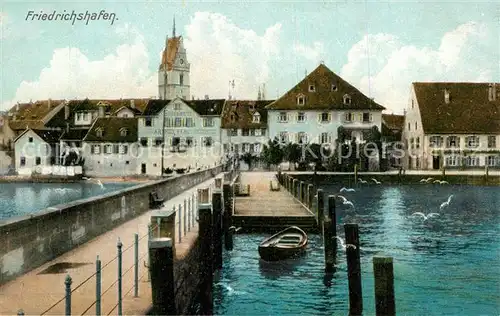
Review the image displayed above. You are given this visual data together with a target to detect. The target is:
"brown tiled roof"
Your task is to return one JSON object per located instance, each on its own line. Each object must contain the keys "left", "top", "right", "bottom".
{"left": 413, "top": 82, "right": 500, "bottom": 134}
{"left": 160, "top": 37, "right": 181, "bottom": 71}
{"left": 60, "top": 129, "right": 90, "bottom": 141}
{"left": 382, "top": 114, "right": 405, "bottom": 130}
{"left": 221, "top": 100, "right": 273, "bottom": 129}
{"left": 266, "top": 64, "right": 385, "bottom": 111}
{"left": 83, "top": 118, "right": 138, "bottom": 143}
{"left": 14, "top": 128, "right": 63, "bottom": 143}
{"left": 7, "top": 100, "right": 65, "bottom": 130}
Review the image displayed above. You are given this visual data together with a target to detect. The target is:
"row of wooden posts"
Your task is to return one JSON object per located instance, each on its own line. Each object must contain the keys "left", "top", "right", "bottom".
{"left": 277, "top": 171, "right": 396, "bottom": 316}
{"left": 147, "top": 176, "right": 235, "bottom": 315}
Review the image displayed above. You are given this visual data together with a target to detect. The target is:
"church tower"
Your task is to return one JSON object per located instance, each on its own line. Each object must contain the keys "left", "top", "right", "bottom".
{"left": 158, "top": 17, "right": 191, "bottom": 100}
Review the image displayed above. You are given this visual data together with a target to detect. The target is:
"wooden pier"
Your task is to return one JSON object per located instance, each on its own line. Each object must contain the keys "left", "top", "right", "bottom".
{"left": 232, "top": 172, "right": 317, "bottom": 232}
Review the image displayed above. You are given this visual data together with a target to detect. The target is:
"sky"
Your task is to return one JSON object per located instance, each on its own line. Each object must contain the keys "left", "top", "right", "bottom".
{"left": 0, "top": 0, "right": 498, "bottom": 114}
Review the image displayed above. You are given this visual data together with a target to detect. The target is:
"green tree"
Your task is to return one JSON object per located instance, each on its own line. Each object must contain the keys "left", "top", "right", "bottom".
{"left": 284, "top": 143, "right": 302, "bottom": 170}
{"left": 241, "top": 152, "right": 255, "bottom": 170}
{"left": 261, "top": 138, "right": 284, "bottom": 169}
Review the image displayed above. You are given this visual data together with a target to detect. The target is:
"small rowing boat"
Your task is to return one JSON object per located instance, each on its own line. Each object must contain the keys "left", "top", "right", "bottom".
{"left": 258, "top": 226, "right": 308, "bottom": 261}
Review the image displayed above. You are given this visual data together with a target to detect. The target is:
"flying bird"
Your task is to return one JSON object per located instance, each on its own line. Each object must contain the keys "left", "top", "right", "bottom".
{"left": 96, "top": 179, "right": 105, "bottom": 189}
{"left": 419, "top": 177, "right": 434, "bottom": 183}
{"left": 340, "top": 187, "right": 355, "bottom": 193}
{"left": 371, "top": 178, "right": 381, "bottom": 184}
{"left": 433, "top": 180, "right": 441, "bottom": 184}
{"left": 412, "top": 212, "right": 440, "bottom": 221}
{"left": 229, "top": 226, "right": 242, "bottom": 232}
{"left": 438, "top": 180, "right": 449, "bottom": 184}
{"left": 336, "top": 195, "right": 355, "bottom": 208}
{"left": 358, "top": 178, "right": 368, "bottom": 184}
{"left": 440, "top": 195, "right": 453, "bottom": 210}
{"left": 335, "top": 236, "right": 357, "bottom": 250}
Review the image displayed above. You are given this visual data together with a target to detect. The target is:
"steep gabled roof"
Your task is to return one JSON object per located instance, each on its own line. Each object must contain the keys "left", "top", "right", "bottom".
{"left": 60, "top": 129, "right": 90, "bottom": 141}
{"left": 83, "top": 118, "right": 138, "bottom": 143}
{"left": 8, "top": 100, "right": 66, "bottom": 130}
{"left": 382, "top": 114, "right": 405, "bottom": 131}
{"left": 142, "top": 99, "right": 171, "bottom": 116}
{"left": 221, "top": 100, "right": 273, "bottom": 129}
{"left": 413, "top": 82, "right": 500, "bottom": 134}
{"left": 185, "top": 99, "right": 225, "bottom": 116}
{"left": 266, "top": 63, "right": 385, "bottom": 111}
{"left": 14, "top": 128, "right": 63, "bottom": 143}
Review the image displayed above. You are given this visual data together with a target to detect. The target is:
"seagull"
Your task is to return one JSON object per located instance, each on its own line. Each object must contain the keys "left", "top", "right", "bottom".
{"left": 340, "top": 187, "right": 355, "bottom": 193}
{"left": 433, "top": 180, "right": 441, "bottom": 184}
{"left": 335, "top": 236, "right": 357, "bottom": 250}
{"left": 412, "top": 212, "right": 440, "bottom": 221}
{"left": 229, "top": 226, "right": 242, "bottom": 232}
{"left": 419, "top": 177, "right": 434, "bottom": 183}
{"left": 336, "top": 195, "right": 355, "bottom": 208}
{"left": 371, "top": 178, "right": 381, "bottom": 184}
{"left": 440, "top": 195, "right": 453, "bottom": 210}
{"left": 82, "top": 176, "right": 91, "bottom": 180}
{"left": 358, "top": 178, "right": 368, "bottom": 184}
{"left": 438, "top": 180, "right": 449, "bottom": 184}
{"left": 96, "top": 179, "right": 105, "bottom": 189}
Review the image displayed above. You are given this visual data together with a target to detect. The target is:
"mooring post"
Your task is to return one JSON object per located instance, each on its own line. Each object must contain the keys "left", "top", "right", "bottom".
{"left": 307, "top": 184, "right": 313, "bottom": 209}
{"left": 292, "top": 179, "right": 298, "bottom": 198}
{"left": 299, "top": 181, "right": 304, "bottom": 203}
{"left": 117, "top": 238, "right": 123, "bottom": 316}
{"left": 212, "top": 186, "right": 223, "bottom": 269}
{"left": 373, "top": 257, "right": 396, "bottom": 316}
{"left": 316, "top": 189, "right": 325, "bottom": 227}
{"left": 184, "top": 199, "right": 187, "bottom": 235}
{"left": 354, "top": 164, "right": 358, "bottom": 185}
{"left": 286, "top": 175, "right": 290, "bottom": 192}
{"left": 96, "top": 255, "right": 101, "bottom": 315}
{"left": 134, "top": 233, "right": 139, "bottom": 297}
{"left": 345, "top": 223, "right": 362, "bottom": 316}
{"left": 322, "top": 217, "right": 335, "bottom": 273}
{"left": 151, "top": 210, "right": 177, "bottom": 255}
{"left": 198, "top": 188, "right": 213, "bottom": 315}
{"left": 149, "top": 237, "right": 176, "bottom": 315}
{"left": 64, "top": 274, "right": 72, "bottom": 316}
{"left": 223, "top": 183, "right": 234, "bottom": 250}
{"left": 329, "top": 195, "right": 337, "bottom": 263}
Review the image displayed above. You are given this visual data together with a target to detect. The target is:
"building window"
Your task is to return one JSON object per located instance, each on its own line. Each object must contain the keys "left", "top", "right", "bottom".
{"left": 203, "top": 118, "right": 214, "bottom": 127}
{"left": 20, "top": 157, "right": 26, "bottom": 166}
{"left": 320, "top": 132, "right": 329, "bottom": 144}
{"left": 255, "top": 143, "right": 261, "bottom": 153}
{"left": 411, "top": 99, "right": 414, "bottom": 109}
{"left": 430, "top": 136, "right": 443, "bottom": 147}
{"left": 415, "top": 122, "right": 417, "bottom": 130}
{"left": 227, "top": 129, "right": 237, "bottom": 136}
{"left": 466, "top": 136, "right": 479, "bottom": 148}
{"left": 96, "top": 128, "right": 104, "bottom": 137}
{"left": 261, "top": 128, "right": 266, "bottom": 136}
{"left": 345, "top": 112, "right": 353, "bottom": 122}
{"left": 186, "top": 137, "right": 193, "bottom": 147}
{"left": 465, "top": 156, "right": 479, "bottom": 167}
{"left": 252, "top": 113, "right": 261, "bottom": 123}
{"left": 92, "top": 145, "right": 101, "bottom": 154}
{"left": 410, "top": 138, "right": 414, "bottom": 149}
{"left": 140, "top": 138, "right": 148, "bottom": 146}
{"left": 120, "top": 128, "right": 128, "bottom": 137}
{"left": 416, "top": 137, "right": 420, "bottom": 149}
{"left": 297, "top": 95, "right": 305, "bottom": 106}
{"left": 145, "top": 117, "right": 153, "bottom": 127}
{"left": 446, "top": 136, "right": 458, "bottom": 148}
{"left": 35, "top": 157, "right": 41, "bottom": 165}
{"left": 243, "top": 143, "right": 250, "bottom": 152}
{"left": 446, "top": 155, "right": 459, "bottom": 167}
{"left": 180, "top": 73, "right": 184, "bottom": 86}
{"left": 279, "top": 112, "right": 288, "bottom": 122}
{"left": 488, "top": 136, "right": 496, "bottom": 148}
{"left": 242, "top": 129, "right": 250, "bottom": 136}
{"left": 279, "top": 132, "right": 288, "bottom": 143}
{"left": 203, "top": 137, "right": 213, "bottom": 147}
{"left": 320, "top": 112, "right": 330, "bottom": 123}
{"left": 343, "top": 94, "right": 351, "bottom": 104}
{"left": 297, "top": 112, "right": 305, "bottom": 122}
{"left": 174, "top": 103, "right": 181, "bottom": 111}
{"left": 103, "top": 144, "right": 112, "bottom": 154}
{"left": 154, "top": 138, "right": 163, "bottom": 147}
{"left": 308, "top": 84, "right": 315, "bottom": 92}
{"left": 174, "top": 117, "right": 182, "bottom": 127}
{"left": 331, "top": 84, "right": 337, "bottom": 91}
{"left": 297, "top": 132, "right": 307, "bottom": 144}
{"left": 362, "top": 112, "right": 372, "bottom": 122}
{"left": 254, "top": 129, "right": 262, "bottom": 136}
{"left": 408, "top": 122, "right": 410, "bottom": 131}
{"left": 119, "top": 145, "right": 128, "bottom": 154}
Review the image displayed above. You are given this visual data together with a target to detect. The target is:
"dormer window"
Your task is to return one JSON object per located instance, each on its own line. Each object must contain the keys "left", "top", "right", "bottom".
{"left": 96, "top": 128, "right": 104, "bottom": 137}
{"left": 252, "top": 112, "right": 261, "bottom": 123}
{"left": 331, "top": 84, "right": 338, "bottom": 92}
{"left": 120, "top": 128, "right": 128, "bottom": 137}
{"left": 343, "top": 94, "right": 352, "bottom": 105}
{"left": 297, "top": 95, "right": 305, "bottom": 106}
{"left": 174, "top": 103, "right": 181, "bottom": 111}
{"left": 308, "top": 84, "right": 315, "bottom": 92}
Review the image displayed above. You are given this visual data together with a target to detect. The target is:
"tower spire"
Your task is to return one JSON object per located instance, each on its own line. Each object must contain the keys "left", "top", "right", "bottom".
{"left": 173, "top": 16, "right": 176, "bottom": 37}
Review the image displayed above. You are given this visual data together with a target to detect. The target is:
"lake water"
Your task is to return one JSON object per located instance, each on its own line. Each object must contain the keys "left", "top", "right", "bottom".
{"left": 214, "top": 184, "right": 500, "bottom": 315}
{"left": 0, "top": 182, "right": 138, "bottom": 221}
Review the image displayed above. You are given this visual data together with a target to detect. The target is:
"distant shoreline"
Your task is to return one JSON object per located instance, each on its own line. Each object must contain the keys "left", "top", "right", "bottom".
{"left": 0, "top": 175, "right": 156, "bottom": 184}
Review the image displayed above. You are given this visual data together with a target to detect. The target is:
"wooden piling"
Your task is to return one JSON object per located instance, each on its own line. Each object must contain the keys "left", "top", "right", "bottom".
{"left": 354, "top": 164, "right": 358, "bottom": 185}
{"left": 212, "top": 190, "right": 223, "bottom": 269}
{"left": 344, "top": 223, "right": 362, "bottom": 316}
{"left": 373, "top": 257, "right": 395, "bottom": 316}
{"left": 222, "top": 183, "right": 233, "bottom": 250}
{"left": 328, "top": 195, "right": 337, "bottom": 262}
{"left": 307, "top": 184, "right": 313, "bottom": 209}
{"left": 150, "top": 210, "right": 176, "bottom": 255}
{"left": 198, "top": 196, "right": 213, "bottom": 315}
{"left": 292, "top": 179, "right": 298, "bottom": 198}
{"left": 299, "top": 181, "right": 305, "bottom": 203}
{"left": 149, "top": 237, "right": 176, "bottom": 315}
{"left": 316, "top": 189, "right": 325, "bottom": 227}
{"left": 322, "top": 217, "right": 335, "bottom": 273}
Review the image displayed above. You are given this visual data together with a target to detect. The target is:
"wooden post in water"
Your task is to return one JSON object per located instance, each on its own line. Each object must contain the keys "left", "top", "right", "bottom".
{"left": 292, "top": 179, "right": 298, "bottom": 198}
{"left": 354, "top": 164, "right": 358, "bottom": 185}
{"left": 307, "top": 184, "right": 314, "bottom": 209}
{"left": 222, "top": 183, "right": 233, "bottom": 250}
{"left": 212, "top": 186, "right": 223, "bottom": 269}
{"left": 149, "top": 237, "right": 176, "bottom": 315}
{"left": 322, "top": 217, "right": 335, "bottom": 273}
{"left": 373, "top": 257, "right": 395, "bottom": 316}
{"left": 198, "top": 189, "right": 213, "bottom": 315}
{"left": 328, "top": 195, "right": 337, "bottom": 263}
{"left": 316, "top": 189, "right": 325, "bottom": 227}
{"left": 345, "top": 223, "right": 362, "bottom": 316}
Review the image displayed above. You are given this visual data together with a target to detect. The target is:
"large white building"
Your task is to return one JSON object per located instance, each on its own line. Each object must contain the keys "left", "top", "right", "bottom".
{"left": 266, "top": 63, "right": 385, "bottom": 146}
{"left": 403, "top": 82, "right": 500, "bottom": 170}
{"left": 13, "top": 129, "right": 62, "bottom": 174}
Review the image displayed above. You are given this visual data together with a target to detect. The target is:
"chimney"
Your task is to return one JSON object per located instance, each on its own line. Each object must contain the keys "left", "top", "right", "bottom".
{"left": 98, "top": 105, "right": 105, "bottom": 117}
{"left": 64, "top": 105, "right": 70, "bottom": 120}
{"left": 130, "top": 99, "right": 135, "bottom": 109}
{"left": 488, "top": 83, "right": 496, "bottom": 101}
{"left": 444, "top": 89, "right": 450, "bottom": 104}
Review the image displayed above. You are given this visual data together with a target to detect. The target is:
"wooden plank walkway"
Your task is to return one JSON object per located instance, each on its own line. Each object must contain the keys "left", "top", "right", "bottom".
{"left": 233, "top": 172, "right": 317, "bottom": 232}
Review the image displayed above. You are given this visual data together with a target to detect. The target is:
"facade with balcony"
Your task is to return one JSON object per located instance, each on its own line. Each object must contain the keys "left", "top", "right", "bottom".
{"left": 403, "top": 82, "right": 500, "bottom": 170}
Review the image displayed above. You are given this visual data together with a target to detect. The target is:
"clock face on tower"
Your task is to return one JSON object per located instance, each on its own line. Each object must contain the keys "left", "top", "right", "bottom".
{"left": 180, "top": 59, "right": 184, "bottom": 65}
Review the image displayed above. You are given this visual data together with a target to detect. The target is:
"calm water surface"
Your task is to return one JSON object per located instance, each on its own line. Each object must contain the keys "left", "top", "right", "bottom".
{"left": 214, "top": 184, "right": 500, "bottom": 315}
{"left": 0, "top": 182, "right": 137, "bottom": 220}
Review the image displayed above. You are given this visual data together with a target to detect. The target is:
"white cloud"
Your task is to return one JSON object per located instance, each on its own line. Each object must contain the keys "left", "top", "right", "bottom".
{"left": 341, "top": 22, "right": 495, "bottom": 114}
{"left": 1, "top": 24, "right": 156, "bottom": 110}
{"left": 294, "top": 41, "right": 325, "bottom": 64}
{"left": 184, "top": 12, "right": 282, "bottom": 100}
